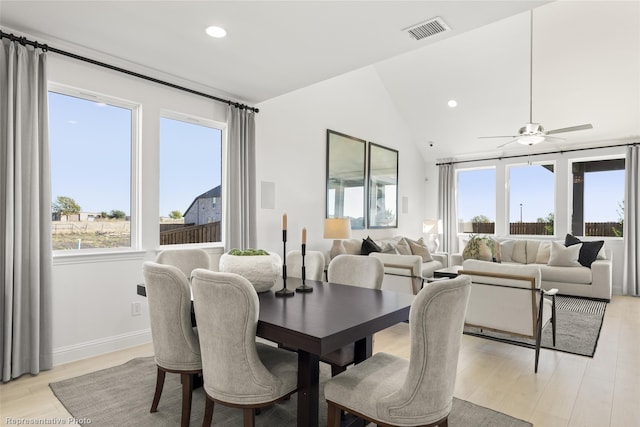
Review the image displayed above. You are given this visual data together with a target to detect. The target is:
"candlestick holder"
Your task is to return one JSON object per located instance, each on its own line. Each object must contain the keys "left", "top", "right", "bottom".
{"left": 296, "top": 243, "right": 312, "bottom": 293}
{"left": 275, "top": 229, "right": 294, "bottom": 297}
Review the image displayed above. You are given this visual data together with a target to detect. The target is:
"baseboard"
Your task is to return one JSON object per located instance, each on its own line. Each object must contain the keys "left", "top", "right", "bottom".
{"left": 53, "top": 329, "right": 152, "bottom": 366}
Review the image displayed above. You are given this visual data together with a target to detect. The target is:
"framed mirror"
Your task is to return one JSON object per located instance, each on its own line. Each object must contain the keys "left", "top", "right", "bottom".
{"left": 368, "top": 142, "right": 398, "bottom": 228}
{"left": 326, "top": 130, "right": 366, "bottom": 229}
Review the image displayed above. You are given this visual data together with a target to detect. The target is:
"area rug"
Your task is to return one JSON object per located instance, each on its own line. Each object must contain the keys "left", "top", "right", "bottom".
{"left": 464, "top": 295, "right": 607, "bottom": 357}
{"left": 50, "top": 356, "right": 532, "bottom": 427}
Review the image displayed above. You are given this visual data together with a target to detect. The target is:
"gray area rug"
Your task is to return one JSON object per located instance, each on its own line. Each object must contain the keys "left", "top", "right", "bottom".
{"left": 464, "top": 295, "right": 607, "bottom": 357}
{"left": 50, "top": 356, "right": 532, "bottom": 427}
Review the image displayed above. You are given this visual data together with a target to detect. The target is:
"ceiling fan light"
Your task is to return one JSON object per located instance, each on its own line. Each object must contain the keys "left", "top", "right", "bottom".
{"left": 518, "top": 135, "right": 545, "bottom": 145}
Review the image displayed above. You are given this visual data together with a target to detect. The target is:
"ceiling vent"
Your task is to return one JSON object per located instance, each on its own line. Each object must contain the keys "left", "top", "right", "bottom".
{"left": 404, "top": 17, "right": 450, "bottom": 40}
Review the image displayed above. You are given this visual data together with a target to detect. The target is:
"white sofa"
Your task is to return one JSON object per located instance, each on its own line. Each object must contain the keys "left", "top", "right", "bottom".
{"left": 338, "top": 237, "right": 447, "bottom": 295}
{"left": 452, "top": 238, "right": 612, "bottom": 301}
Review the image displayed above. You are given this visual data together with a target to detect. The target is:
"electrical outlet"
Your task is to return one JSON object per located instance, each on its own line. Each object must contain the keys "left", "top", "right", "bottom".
{"left": 131, "top": 302, "right": 142, "bottom": 316}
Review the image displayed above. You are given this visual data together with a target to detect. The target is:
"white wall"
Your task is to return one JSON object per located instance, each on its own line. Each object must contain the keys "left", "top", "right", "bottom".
{"left": 255, "top": 66, "right": 430, "bottom": 255}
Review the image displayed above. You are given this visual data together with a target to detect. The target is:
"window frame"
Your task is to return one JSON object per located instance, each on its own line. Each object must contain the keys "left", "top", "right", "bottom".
{"left": 48, "top": 82, "right": 141, "bottom": 255}
{"left": 158, "top": 110, "right": 227, "bottom": 249}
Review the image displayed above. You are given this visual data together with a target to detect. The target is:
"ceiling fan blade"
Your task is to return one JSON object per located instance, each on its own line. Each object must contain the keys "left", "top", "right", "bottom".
{"left": 546, "top": 124, "right": 593, "bottom": 135}
{"left": 496, "top": 139, "right": 519, "bottom": 148}
{"left": 478, "top": 135, "right": 518, "bottom": 139}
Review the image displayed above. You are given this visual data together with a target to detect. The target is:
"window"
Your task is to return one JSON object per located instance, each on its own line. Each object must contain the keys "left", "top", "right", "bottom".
{"left": 508, "top": 163, "right": 555, "bottom": 235}
{"left": 457, "top": 168, "right": 496, "bottom": 234}
{"left": 571, "top": 158, "right": 625, "bottom": 237}
{"left": 49, "top": 89, "right": 136, "bottom": 251}
{"left": 159, "top": 115, "right": 223, "bottom": 245}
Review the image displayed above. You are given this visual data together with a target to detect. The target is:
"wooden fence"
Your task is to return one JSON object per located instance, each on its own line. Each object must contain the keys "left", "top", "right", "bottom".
{"left": 160, "top": 222, "right": 221, "bottom": 245}
{"left": 470, "top": 221, "right": 622, "bottom": 237}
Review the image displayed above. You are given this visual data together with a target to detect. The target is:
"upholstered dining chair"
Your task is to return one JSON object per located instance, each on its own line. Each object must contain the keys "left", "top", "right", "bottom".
{"left": 323, "top": 254, "right": 385, "bottom": 375}
{"left": 190, "top": 268, "right": 298, "bottom": 427}
{"left": 324, "top": 275, "right": 472, "bottom": 427}
{"left": 142, "top": 261, "right": 202, "bottom": 427}
{"left": 155, "top": 248, "right": 210, "bottom": 279}
{"left": 286, "top": 249, "right": 326, "bottom": 281}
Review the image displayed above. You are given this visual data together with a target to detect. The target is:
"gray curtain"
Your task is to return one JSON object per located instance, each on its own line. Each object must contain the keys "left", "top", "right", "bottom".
{"left": 622, "top": 144, "right": 639, "bottom": 296}
{"left": 1, "top": 39, "right": 53, "bottom": 381}
{"left": 437, "top": 163, "right": 458, "bottom": 254}
{"left": 224, "top": 105, "right": 256, "bottom": 250}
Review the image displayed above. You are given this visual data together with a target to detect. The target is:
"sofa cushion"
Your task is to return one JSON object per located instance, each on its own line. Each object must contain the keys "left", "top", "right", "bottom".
{"left": 499, "top": 240, "right": 515, "bottom": 262}
{"left": 526, "top": 240, "right": 541, "bottom": 264}
{"left": 548, "top": 241, "right": 581, "bottom": 267}
{"left": 564, "top": 234, "right": 605, "bottom": 268}
{"left": 343, "top": 239, "right": 363, "bottom": 255}
{"left": 511, "top": 240, "right": 527, "bottom": 264}
{"left": 538, "top": 264, "right": 592, "bottom": 284}
{"left": 405, "top": 237, "right": 433, "bottom": 262}
{"left": 360, "top": 236, "right": 382, "bottom": 255}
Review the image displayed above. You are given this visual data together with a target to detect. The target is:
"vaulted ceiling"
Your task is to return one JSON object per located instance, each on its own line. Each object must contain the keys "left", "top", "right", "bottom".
{"left": 2, "top": 1, "right": 638, "bottom": 161}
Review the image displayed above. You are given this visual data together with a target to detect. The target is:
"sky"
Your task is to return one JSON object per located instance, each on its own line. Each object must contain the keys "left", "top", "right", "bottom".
{"left": 49, "top": 92, "right": 221, "bottom": 217}
{"left": 458, "top": 165, "right": 624, "bottom": 223}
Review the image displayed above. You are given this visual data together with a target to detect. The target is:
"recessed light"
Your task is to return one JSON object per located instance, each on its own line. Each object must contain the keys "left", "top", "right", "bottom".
{"left": 447, "top": 99, "right": 457, "bottom": 108}
{"left": 205, "top": 26, "right": 227, "bottom": 38}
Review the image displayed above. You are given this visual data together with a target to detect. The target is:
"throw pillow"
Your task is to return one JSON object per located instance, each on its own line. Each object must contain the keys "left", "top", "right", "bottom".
{"left": 380, "top": 242, "right": 397, "bottom": 254}
{"left": 395, "top": 238, "right": 412, "bottom": 255}
{"left": 564, "top": 234, "right": 605, "bottom": 268}
{"left": 548, "top": 241, "right": 582, "bottom": 267}
{"left": 405, "top": 237, "right": 433, "bottom": 263}
{"left": 535, "top": 241, "right": 551, "bottom": 264}
{"left": 499, "top": 240, "right": 515, "bottom": 262}
{"left": 342, "top": 239, "right": 362, "bottom": 255}
{"left": 511, "top": 240, "right": 527, "bottom": 264}
{"left": 462, "top": 235, "right": 494, "bottom": 261}
{"left": 360, "top": 236, "right": 382, "bottom": 255}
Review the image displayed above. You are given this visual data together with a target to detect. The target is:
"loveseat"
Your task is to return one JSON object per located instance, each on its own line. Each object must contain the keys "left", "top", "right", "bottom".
{"left": 451, "top": 235, "right": 612, "bottom": 301}
{"left": 338, "top": 236, "right": 447, "bottom": 295}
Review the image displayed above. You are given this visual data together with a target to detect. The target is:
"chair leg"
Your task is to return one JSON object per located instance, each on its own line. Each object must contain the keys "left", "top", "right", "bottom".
{"left": 180, "top": 373, "right": 194, "bottom": 427}
{"left": 150, "top": 366, "right": 166, "bottom": 413}
{"left": 327, "top": 401, "right": 342, "bottom": 427}
{"left": 331, "top": 364, "right": 347, "bottom": 377}
{"left": 243, "top": 407, "right": 255, "bottom": 427}
{"left": 439, "top": 417, "right": 449, "bottom": 427}
{"left": 551, "top": 295, "right": 557, "bottom": 346}
{"left": 202, "top": 396, "right": 214, "bottom": 427}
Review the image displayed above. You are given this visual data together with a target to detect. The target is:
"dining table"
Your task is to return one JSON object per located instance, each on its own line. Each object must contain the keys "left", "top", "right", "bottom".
{"left": 137, "top": 275, "right": 414, "bottom": 427}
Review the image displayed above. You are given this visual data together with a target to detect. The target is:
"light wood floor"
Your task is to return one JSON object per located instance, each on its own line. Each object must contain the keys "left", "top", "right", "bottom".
{"left": 1, "top": 296, "right": 638, "bottom": 427}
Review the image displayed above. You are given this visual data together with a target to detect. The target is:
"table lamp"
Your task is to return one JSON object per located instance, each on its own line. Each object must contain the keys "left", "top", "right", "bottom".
{"left": 422, "top": 218, "right": 443, "bottom": 253}
{"left": 324, "top": 218, "right": 352, "bottom": 260}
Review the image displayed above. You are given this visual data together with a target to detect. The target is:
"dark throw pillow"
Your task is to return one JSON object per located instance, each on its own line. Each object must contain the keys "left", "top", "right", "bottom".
{"left": 564, "top": 234, "right": 605, "bottom": 268}
{"left": 361, "top": 236, "right": 382, "bottom": 255}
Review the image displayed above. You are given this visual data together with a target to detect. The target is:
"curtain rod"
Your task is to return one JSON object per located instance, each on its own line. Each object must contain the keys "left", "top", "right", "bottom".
{"left": 0, "top": 29, "right": 259, "bottom": 113}
{"left": 436, "top": 141, "right": 639, "bottom": 166}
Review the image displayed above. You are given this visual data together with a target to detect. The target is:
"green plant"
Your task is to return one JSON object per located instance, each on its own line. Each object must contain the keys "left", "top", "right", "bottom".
{"left": 52, "top": 196, "right": 81, "bottom": 216}
{"left": 228, "top": 248, "right": 269, "bottom": 256}
{"left": 169, "top": 210, "right": 183, "bottom": 219}
{"left": 471, "top": 215, "right": 491, "bottom": 223}
{"left": 108, "top": 210, "right": 126, "bottom": 219}
{"left": 613, "top": 201, "right": 624, "bottom": 237}
{"left": 537, "top": 212, "right": 554, "bottom": 235}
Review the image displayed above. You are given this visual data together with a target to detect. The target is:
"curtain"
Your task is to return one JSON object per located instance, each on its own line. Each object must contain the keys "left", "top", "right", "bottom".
{"left": 224, "top": 105, "right": 256, "bottom": 250}
{"left": 622, "top": 144, "right": 639, "bottom": 296}
{"left": 437, "top": 163, "right": 458, "bottom": 254}
{"left": 0, "top": 39, "right": 53, "bottom": 381}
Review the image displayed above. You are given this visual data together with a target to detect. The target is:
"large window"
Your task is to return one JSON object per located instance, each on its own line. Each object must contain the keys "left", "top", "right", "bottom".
{"left": 571, "top": 158, "right": 625, "bottom": 237}
{"left": 457, "top": 168, "right": 496, "bottom": 234}
{"left": 49, "top": 89, "right": 136, "bottom": 251}
{"left": 508, "top": 163, "right": 555, "bottom": 235}
{"left": 159, "top": 115, "right": 223, "bottom": 245}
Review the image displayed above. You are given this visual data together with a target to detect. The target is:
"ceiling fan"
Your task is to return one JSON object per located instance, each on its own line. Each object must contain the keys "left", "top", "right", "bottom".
{"left": 479, "top": 10, "right": 593, "bottom": 148}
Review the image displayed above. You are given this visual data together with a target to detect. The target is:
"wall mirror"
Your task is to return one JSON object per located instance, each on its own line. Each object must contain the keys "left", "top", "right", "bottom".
{"left": 326, "top": 130, "right": 366, "bottom": 229}
{"left": 368, "top": 142, "right": 398, "bottom": 228}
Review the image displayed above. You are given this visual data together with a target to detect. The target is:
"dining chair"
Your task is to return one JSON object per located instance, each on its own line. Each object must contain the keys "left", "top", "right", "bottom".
{"left": 142, "top": 261, "right": 202, "bottom": 427}
{"left": 323, "top": 254, "right": 384, "bottom": 375}
{"left": 191, "top": 268, "right": 298, "bottom": 427}
{"left": 155, "top": 248, "right": 210, "bottom": 279}
{"left": 286, "top": 249, "right": 325, "bottom": 281}
{"left": 324, "top": 275, "right": 472, "bottom": 427}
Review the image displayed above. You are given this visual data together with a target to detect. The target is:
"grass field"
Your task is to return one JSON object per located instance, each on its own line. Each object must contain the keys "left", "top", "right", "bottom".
{"left": 52, "top": 232, "right": 130, "bottom": 250}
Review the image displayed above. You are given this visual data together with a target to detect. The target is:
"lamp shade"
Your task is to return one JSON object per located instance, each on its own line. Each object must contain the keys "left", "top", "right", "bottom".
{"left": 323, "top": 218, "right": 352, "bottom": 239}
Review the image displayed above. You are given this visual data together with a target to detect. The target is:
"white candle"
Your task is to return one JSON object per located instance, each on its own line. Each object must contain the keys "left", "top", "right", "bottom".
{"left": 282, "top": 213, "right": 287, "bottom": 230}
{"left": 302, "top": 227, "right": 307, "bottom": 244}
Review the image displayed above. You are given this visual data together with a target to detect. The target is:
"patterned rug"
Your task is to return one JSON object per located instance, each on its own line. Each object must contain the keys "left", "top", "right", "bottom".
{"left": 464, "top": 295, "right": 607, "bottom": 357}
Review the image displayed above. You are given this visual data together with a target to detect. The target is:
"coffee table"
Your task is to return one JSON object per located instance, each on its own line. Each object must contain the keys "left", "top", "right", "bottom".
{"left": 433, "top": 265, "right": 463, "bottom": 279}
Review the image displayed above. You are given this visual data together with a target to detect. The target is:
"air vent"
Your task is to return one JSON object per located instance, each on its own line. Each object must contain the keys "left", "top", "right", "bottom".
{"left": 404, "top": 17, "right": 450, "bottom": 40}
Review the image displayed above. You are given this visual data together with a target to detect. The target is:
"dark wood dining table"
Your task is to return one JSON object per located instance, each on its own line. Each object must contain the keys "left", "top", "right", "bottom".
{"left": 137, "top": 276, "right": 413, "bottom": 427}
